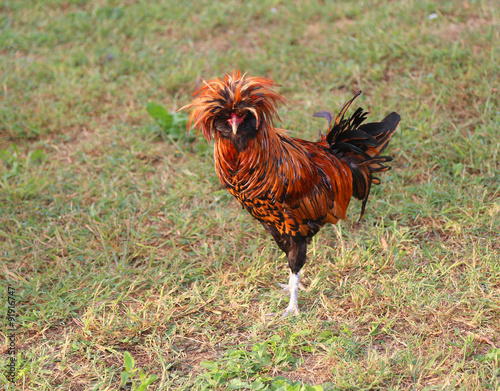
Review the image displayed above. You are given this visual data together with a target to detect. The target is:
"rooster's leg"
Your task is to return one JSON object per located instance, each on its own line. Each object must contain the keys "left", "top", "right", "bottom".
{"left": 260, "top": 223, "right": 307, "bottom": 317}
{"left": 277, "top": 270, "right": 306, "bottom": 292}
{"left": 278, "top": 236, "right": 307, "bottom": 317}
{"left": 281, "top": 270, "right": 301, "bottom": 317}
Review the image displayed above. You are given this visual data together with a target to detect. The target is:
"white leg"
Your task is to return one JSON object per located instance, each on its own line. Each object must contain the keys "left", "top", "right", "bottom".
{"left": 277, "top": 271, "right": 306, "bottom": 292}
{"left": 282, "top": 270, "right": 301, "bottom": 317}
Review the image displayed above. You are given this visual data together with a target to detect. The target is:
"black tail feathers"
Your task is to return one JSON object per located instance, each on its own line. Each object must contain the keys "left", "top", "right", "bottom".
{"left": 314, "top": 92, "right": 401, "bottom": 219}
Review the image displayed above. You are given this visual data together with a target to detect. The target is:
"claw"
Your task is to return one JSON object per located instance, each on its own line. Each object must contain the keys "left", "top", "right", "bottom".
{"left": 277, "top": 282, "right": 306, "bottom": 293}
{"left": 270, "top": 271, "right": 303, "bottom": 317}
{"left": 281, "top": 304, "right": 300, "bottom": 318}
{"left": 265, "top": 306, "right": 300, "bottom": 318}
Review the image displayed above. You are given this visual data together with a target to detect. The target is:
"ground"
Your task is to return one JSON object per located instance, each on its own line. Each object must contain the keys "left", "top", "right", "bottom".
{"left": 0, "top": 1, "right": 499, "bottom": 390}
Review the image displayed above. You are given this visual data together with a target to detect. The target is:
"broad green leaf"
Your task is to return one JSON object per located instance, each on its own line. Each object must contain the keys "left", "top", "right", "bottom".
{"left": 120, "top": 371, "right": 129, "bottom": 385}
{"left": 306, "top": 386, "right": 324, "bottom": 391}
{"left": 251, "top": 379, "right": 266, "bottom": 390}
{"left": 200, "top": 361, "right": 219, "bottom": 371}
{"left": 146, "top": 103, "right": 172, "bottom": 129}
{"left": 228, "top": 378, "right": 251, "bottom": 389}
{"left": 144, "top": 374, "right": 158, "bottom": 385}
{"left": 453, "top": 162, "right": 464, "bottom": 177}
{"left": 124, "top": 351, "right": 135, "bottom": 372}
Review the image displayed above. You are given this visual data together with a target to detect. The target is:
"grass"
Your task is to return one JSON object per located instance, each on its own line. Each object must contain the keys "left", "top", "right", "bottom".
{"left": 0, "top": 0, "right": 499, "bottom": 389}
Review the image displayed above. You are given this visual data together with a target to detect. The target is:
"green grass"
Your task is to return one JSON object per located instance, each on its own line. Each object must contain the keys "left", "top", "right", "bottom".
{"left": 1, "top": 0, "right": 499, "bottom": 390}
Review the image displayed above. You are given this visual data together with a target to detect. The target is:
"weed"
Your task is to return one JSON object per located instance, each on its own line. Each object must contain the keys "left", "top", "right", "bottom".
{"left": 121, "top": 351, "right": 158, "bottom": 391}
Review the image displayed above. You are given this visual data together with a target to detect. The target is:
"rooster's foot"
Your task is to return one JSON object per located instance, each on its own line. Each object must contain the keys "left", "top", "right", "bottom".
{"left": 277, "top": 282, "right": 306, "bottom": 293}
{"left": 265, "top": 271, "right": 303, "bottom": 317}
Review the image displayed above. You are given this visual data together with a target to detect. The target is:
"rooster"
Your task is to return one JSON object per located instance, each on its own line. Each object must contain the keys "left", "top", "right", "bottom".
{"left": 180, "top": 71, "right": 400, "bottom": 317}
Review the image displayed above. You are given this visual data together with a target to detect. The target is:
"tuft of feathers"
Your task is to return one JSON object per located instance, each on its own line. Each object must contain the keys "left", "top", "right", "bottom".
{"left": 179, "top": 70, "right": 288, "bottom": 142}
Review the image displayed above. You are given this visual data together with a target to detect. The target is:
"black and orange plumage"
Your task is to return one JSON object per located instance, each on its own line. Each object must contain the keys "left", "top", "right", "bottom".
{"left": 181, "top": 71, "right": 400, "bottom": 316}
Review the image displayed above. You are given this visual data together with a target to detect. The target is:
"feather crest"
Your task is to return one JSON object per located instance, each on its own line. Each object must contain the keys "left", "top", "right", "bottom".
{"left": 179, "top": 70, "right": 288, "bottom": 141}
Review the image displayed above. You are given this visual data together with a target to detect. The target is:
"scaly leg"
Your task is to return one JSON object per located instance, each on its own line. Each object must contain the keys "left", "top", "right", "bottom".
{"left": 260, "top": 224, "right": 307, "bottom": 317}
{"left": 265, "top": 270, "right": 304, "bottom": 318}
{"left": 277, "top": 270, "right": 306, "bottom": 292}
{"left": 281, "top": 270, "right": 301, "bottom": 317}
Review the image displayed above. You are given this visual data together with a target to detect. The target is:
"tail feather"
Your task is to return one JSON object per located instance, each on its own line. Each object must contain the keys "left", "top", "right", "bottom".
{"left": 359, "top": 112, "right": 400, "bottom": 156}
{"left": 313, "top": 92, "right": 400, "bottom": 219}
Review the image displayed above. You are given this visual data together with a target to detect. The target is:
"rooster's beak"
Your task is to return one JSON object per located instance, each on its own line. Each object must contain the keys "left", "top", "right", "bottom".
{"left": 228, "top": 113, "right": 243, "bottom": 135}
{"left": 230, "top": 119, "right": 238, "bottom": 135}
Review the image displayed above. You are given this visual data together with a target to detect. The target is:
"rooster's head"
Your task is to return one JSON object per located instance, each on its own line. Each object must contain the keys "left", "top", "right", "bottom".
{"left": 180, "top": 70, "right": 287, "bottom": 142}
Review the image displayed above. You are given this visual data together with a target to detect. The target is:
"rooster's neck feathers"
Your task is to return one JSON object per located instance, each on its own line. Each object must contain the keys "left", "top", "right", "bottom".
{"left": 180, "top": 70, "right": 287, "bottom": 142}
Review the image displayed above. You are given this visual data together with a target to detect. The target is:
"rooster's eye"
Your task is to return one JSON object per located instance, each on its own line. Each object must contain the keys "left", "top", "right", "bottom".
{"left": 214, "top": 119, "right": 230, "bottom": 132}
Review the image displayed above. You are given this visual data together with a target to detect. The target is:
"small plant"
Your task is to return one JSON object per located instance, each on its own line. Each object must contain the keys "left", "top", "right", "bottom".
{"left": 120, "top": 351, "right": 158, "bottom": 391}
{"left": 196, "top": 334, "right": 326, "bottom": 391}
{"left": 146, "top": 102, "right": 195, "bottom": 142}
{"left": 270, "top": 379, "right": 325, "bottom": 391}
